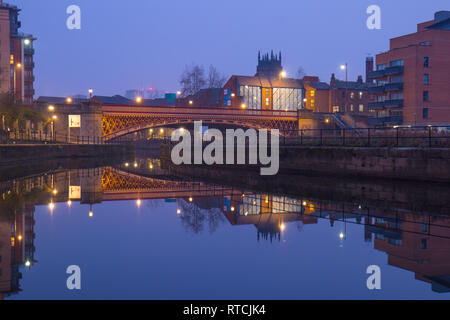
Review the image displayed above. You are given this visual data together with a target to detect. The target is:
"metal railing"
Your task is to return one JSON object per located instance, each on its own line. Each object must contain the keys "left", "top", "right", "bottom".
{"left": 0, "top": 131, "right": 115, "bottom": 145}
{"left": 279, "top": 126, "right": 450, "bottom": 148}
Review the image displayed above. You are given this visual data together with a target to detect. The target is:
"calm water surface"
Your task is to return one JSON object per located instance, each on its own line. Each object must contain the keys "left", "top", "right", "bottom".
{"left": 1, "top": 161, "right": 450, "bottom": 300}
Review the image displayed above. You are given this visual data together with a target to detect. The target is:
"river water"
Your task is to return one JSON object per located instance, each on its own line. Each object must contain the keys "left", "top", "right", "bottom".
{"left": 1, "top": 157, "right": 450, "bottom": 300}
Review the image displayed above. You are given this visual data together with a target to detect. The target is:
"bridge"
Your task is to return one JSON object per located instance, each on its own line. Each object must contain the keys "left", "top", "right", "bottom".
{"left": 101, "top": 104, "right": 299, "bottom": 141}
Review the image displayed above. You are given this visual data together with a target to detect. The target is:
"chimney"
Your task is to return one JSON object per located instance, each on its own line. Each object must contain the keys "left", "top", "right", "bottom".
{"left": 365, "top": 57, "right": 374, "bottom": 83}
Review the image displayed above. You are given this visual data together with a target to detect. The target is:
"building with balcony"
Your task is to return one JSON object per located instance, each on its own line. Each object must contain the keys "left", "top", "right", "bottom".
{"left": 368, "top": 11, "right": 450, "bottom": 126}
{"left": 0, "top": 0, "right": 36, "bottom": 105}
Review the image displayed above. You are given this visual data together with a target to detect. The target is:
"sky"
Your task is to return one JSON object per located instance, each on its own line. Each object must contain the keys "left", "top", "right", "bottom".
{"left": 11, "top": 0, "right": 450, "bottom": 98}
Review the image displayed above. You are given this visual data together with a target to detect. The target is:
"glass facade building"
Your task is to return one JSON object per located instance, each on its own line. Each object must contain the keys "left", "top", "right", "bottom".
{"left": 239, "top": 85, "right": 262, "bottom": 109}
{"left": 272, "top": 88, "right": 303, "bottom": 111}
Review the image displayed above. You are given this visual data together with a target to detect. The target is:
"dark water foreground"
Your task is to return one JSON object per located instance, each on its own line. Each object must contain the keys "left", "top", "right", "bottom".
{"left": 0, "top": 156, "right": 449, "bottom": 300}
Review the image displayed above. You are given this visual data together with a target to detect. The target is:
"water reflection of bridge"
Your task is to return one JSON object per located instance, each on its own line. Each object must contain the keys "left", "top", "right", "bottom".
{"left": 2, "top": 168, "right": 450, "bottom": 296}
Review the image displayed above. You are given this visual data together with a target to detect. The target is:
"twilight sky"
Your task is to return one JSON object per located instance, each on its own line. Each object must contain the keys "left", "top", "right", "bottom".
{"left": 12, "top": 0, "right": 449, "bottom": 98}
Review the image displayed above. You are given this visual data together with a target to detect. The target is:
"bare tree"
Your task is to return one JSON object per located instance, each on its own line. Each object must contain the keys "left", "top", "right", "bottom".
{"left": 206, "top": 65, "right": 227, "bottom": 88}
{"left": 145, "top": 88, "right": 164, "bottom": 99}
{"left": 296, "top": 66, "right": 306, "bottom": 79}
{"left": 179, "top": 64, "right": 206, "bottom": 97}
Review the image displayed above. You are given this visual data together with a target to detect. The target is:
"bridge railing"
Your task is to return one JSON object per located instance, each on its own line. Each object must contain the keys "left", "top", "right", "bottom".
{"left": 279, "top": 126, "right": 450, "bottom": 148}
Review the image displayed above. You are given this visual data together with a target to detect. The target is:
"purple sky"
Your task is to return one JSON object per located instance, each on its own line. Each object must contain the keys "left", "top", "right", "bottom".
{"left": 12, "top": 0, "right": 449, "bottom": 98}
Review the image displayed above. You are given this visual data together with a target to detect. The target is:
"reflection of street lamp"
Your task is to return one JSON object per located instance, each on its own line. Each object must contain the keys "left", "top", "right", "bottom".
{"left": 51, "top": 115, "right": 57, "bottom": 141}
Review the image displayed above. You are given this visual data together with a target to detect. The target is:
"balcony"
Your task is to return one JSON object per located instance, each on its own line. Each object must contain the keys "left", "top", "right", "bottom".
{"left": 368, "top": 101, "right": 385, "bottom": 109}
{"left": 367, "top": 116, "right": 403, "bottom": 126}
{"left": 384, "top": 82, "right": 403, "bottom": 92}
{"left": 368, "top": 66, "right": 404, "bottom": 79}
{"left": 368, "top": 86, "right": 385, "bottom": 94}
{"left": 384, "top": 99, "right": 403, "bottom": 107}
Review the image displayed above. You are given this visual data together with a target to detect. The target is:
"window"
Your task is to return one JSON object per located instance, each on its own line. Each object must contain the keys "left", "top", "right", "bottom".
{"left": 359, "top": 104, "right": 364, "bottom": 112}
{"left": 423, "top": 91, "right": 429, "bottom": 102}
{"left": 350, "top": 104, "right": 354, "bottom": 112}
{"left": 272, "top": 87, "right": 303, "bottom": 111}
{"left": 359, "top": 92, "right": 363, "bottom": 99}
{"left": 390, "top": 59, "right": 404, "bottom": 67}
{"left": 423, "top": 74, "right": 429, "bottom": 85}
{"left": 422, "top": 223, "right": 428, "bottom": 233}
{"left": 377, "top": 80, "right": 387, "bottom": 86}
{"left": 310, "top": 99, "right": 315, "bottom": 108}
{"left": 350, "top": 92, "right": 355, "bottom": 99}
{"left": 239, "top": 85, "right": 261, "bottom": 109}
{"left": 10, "top": 54, "right": 14, "bottom": 65}
{"left": 388, "top": 238, "right": 402, "bottom": 246}
{"left": 424, "top": 57, "right": 429, "bottom": 68}
{"left": 391, "top": 93, "right": 403, "bottom": 100}
{"left": 310, "top": 90, "right": 315, "bottom": 97}
{"left": 423, "top": 108, "right": 429, "bottom": 119}
{"left": 421, "top": 239, "right": 427, "bottom": 249}
{"left": 376, "top": 64, "right": 388, "bottom": 71}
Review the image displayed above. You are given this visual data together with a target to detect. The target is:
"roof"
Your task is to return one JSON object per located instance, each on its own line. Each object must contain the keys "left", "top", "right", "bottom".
{"left": 333, "top": 80, "right": 374, "bottom": 90}
{"left": 305, "top": 81, "right": 330, "bottom": 90}
{"left": 36, "top": 96, "right": 89, "bottom": 105}
{"left": 232, "top": 75, "right": 303, "bottom": 89}
{"left": 92, "top": 95, "right": 131, "bottom": 105}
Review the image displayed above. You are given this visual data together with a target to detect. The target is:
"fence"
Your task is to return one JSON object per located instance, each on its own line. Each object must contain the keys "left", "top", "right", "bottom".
{"left": 0, "top": 131, "right": 112, "bottom": 145}
{"left": 279, "top": 126, "right": 450, "bottom": 148}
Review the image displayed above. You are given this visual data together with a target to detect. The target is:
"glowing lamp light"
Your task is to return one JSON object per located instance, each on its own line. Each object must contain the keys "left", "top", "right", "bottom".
{"left": 134, "top": 162, "right": 138, "bottom": 168}
{"left": 52, "top": 115, "right": 58, "bottom": 120}
{"left": 241, "top": 104, "right": 247, "bottom": 109}
{"left": 177, "top": 209, "right": 181, "bottom": 215}
{"left": 302, "top": 201, "right": 307, "bottom": 206}
{"left": 18, "top": 235, "right": 22, "bottom": 241}
{"left": 52, "top": 189, "right": 58, "bottom": 195}
{"left": 280, "top": 71, "right": 287, "bottom": 78}
{"left": 177, "top": 91, "right": 182, "bottom": 96}
{"left": 280, "top": 223, "right": 286, "bottom": 231}
{"left": 325, "top": 118, "right": 330, "bottom": 124}
{"left": 149, "top": 164, "right": 154, "bottom": 169}
{"left": 16, "top": 63, "right": 22, "bottom": 69}
{"left": 189, "top": 197, "right": 193, "bottom": 202}
{"left": 66, "top": 97, "right": 72, "bottom": 104}
{"left": 231, "top": 93, "right": 235, "bottom": 98}
{"left": 136, "top": 97, "right": 143, "bottom": 103}
{"left": 48, "top": 105, "right": 55, "bottom": 111}
{"left": 89, "top": 211, "right": 93, "bottom": 218}
{"left": 24, "top": 39, "right": 31, "bottom": 45}
{"left": 137, "top": 199, "right": 142, "bottom": 207}
{"left": 49, "top": 202, "right": 55, "bottom": 210}
{"left": 231, "top": 207, "right": 235, "bottom": 212}
{"left": 189, "top": 100, "right": 193, "bottom": 105}
{"left": 339, "top": 232, "right": 345, "bottom": 239}
{"left": 25, "top": 260, "right": 31, "bottom": 267}
{"left": 125, "top": 162, "right": 129, "bottom": 167}
{"left": 67, "top": 200, "right": 72, "bottom": 206}
{"left": 160, "top": 128, "right": 164, "bottom": 134}
{"left": 340, "top": 64, "right": 347, "bottom": 70}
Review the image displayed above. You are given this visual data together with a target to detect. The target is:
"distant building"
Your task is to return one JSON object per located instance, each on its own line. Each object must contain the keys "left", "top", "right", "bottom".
{"left": 368, "top": 11, "right": 450, "bottom": 126}
{"left": 178, "top": 88, "right": 222, "bottom": 108}
{"left": 222, "top": 51, "right": 305, "bottom": 111}
{"left": 0, "top": 0, "right": 36, "bottom": 104}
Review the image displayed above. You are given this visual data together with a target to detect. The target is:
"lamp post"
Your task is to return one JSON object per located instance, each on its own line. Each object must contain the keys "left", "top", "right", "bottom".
{"left": 89, "top": 88, "right": 93, "bottom": 98}
{"left": 13, "top": 63, "right": 22, "bottom": 102}
{"left": 51, "top": 115, "right": 57, "bottom": 142}
{"left": 340, "top": 63, "right": 348, "bottom": 113}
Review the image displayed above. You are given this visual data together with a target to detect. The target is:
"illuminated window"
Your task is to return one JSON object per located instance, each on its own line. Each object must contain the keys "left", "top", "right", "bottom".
{"left": 272, "top": 87, "right": 302, "bottom": 111}
{"left": 10, "top": 55, "right": 14, "bottom": 65}
{"left": 239, "top": 85, "right": 261, "bottom": 109}
{"left": 350, "top": 104, "right": 354, "bottom": 112}
{"left": 310, "top": 90, "right": 315, "bottom": 97}
{"left": 310, "top": 99, "right": 315, "bottom": 108}
{"left": 359, "top": 104, "right": 364, "bottom": 112}
{"left": 265, "top": 98, "right": 270, "bottom": 106}
{"left": 359, "top": 92, "right": 363, "bottom": 99}
{"left": 350, "top": 92, "right": 355, "bottom": 99}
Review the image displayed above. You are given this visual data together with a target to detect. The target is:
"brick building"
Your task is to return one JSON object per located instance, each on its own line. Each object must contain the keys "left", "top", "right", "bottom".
{"left": 368, "top": 11, "right": 450, "bottom": 126}
{"left": 0, "top": 0, "right": 36, "bottom": 105}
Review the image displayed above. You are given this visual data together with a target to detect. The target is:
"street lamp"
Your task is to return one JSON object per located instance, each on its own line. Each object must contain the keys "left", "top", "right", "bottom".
{"left": 48, "top": 105, "right": 55, "bottom": 112}
{"left": 88, "top": 88, "right": 93, "bottom": 98}
{"left": 136, "top": 97, "right": 142, "bottom": 104}
{"left": 340, "top": 63, "right": 348, "bottom": 113}
{"left": 66, "top": 97, "right": 72, "bottom": 104}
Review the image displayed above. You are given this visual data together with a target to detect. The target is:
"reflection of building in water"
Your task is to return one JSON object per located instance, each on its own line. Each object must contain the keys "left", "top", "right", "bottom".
{"left": 222, "top": 194, "right": 308, "bottom": 242}
{"left": 367, "top": 213, "right": 450, "bottom": 293}
{"left": 0, "top": 205, "right": 36, "bottom": 298}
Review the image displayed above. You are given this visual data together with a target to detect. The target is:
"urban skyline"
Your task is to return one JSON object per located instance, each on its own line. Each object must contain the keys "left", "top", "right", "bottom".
{"left": 11, "top": 0, "right": 450, "bottom": 97}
